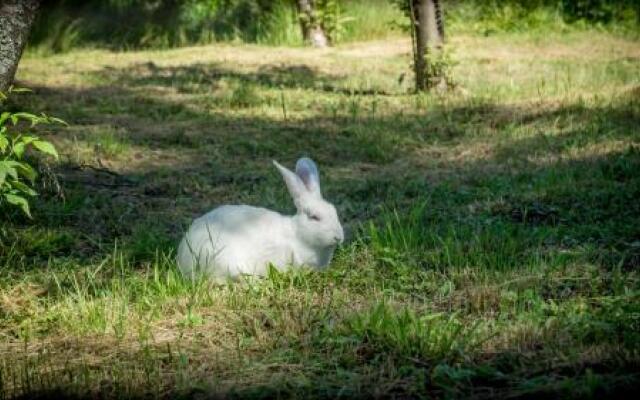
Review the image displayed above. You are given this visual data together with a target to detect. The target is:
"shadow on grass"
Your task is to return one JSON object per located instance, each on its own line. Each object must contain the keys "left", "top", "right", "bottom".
{"left": 2, "top": 89, "right": 640, "bottom": 400}
{"left": 2, "top": 51, "right": 640, "bottom": 400}
{"left": 2, "top": 64, "right": 639, "bottom": 272}
{"left": 97, "top": 61, "right": 399, "bottom": 96}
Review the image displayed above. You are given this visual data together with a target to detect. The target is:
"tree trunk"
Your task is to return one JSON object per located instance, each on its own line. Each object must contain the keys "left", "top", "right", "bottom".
{"left": 412, "top": 0, "right": 444, "bottom": 92}
{"left": 296, "top": 0, "right": 328, "bottom": 48}
{"left": 0, "top": 0, "right": 40, "bottom": 93}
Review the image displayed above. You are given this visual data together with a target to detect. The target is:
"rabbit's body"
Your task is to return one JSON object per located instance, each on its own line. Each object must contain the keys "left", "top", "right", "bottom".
{"left": 177, "top": 205, "right": 335, "bottom": 279}
{"left": 177, "top": 158, "right": 343, "bottom": 280}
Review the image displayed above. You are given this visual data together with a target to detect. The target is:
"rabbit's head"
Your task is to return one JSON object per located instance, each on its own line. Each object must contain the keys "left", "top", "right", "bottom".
{"left": 274, "top": 157, "right": 344, "bottom": 250}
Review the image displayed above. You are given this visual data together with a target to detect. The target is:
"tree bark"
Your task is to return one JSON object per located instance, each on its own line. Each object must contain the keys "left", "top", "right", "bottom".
{"left": 0, "top": 0, "right": 40, "bottom": 93}
{"left": 296, "top": 0, "right": 328, "bottom": 48}
{"left": 412, "top": 0, "right": 444, "bottom": 92}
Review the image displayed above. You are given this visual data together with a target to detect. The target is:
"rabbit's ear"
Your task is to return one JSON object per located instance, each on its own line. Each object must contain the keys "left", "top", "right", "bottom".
{"left": 273, "top": 160, "right": 306, "bottom": 205}
{"left": 295, "top": 157, "right": 321, "bottom": 197}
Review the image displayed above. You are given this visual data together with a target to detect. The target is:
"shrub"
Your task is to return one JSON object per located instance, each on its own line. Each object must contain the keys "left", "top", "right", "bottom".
{"left": 0, "top": 88, "right": 63, "bottom": 217}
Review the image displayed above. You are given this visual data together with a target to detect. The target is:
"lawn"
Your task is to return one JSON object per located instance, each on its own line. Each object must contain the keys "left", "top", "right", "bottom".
{"left": 1, "top": 30, "right": 639, "bottom": 398}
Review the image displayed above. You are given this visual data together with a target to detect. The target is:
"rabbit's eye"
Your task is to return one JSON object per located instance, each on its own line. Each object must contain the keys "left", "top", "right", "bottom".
{"left": 309, "top": 214, "right": 321, "bottom": 221}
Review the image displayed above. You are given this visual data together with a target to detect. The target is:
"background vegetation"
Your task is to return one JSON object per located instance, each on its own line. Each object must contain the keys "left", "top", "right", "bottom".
{"left": 29, "top": 0, "right": 640, "bottom": 52}
{"left": 0, "top": 0, "right": 639, "bottom": 398}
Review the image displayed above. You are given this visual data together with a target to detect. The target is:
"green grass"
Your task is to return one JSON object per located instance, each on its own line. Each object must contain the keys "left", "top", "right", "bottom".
{"left": 27, "top": 1, "right": 638, "bottom": 52}
{"left": 1, "top": 29, "right": 639, "bottom": 398}
{"left": 28, "top": 0, "right": 406, "bottom": 51}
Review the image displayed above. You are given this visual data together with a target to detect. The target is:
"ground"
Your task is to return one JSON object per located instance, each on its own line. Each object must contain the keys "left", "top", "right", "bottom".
{"left": 1, "top": 31, "right": 639, "bottom": 398}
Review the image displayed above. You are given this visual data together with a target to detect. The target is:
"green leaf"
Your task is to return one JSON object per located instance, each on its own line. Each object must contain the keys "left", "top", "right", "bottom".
{"left": 47, "top": 116, "right": 68, "bottom": 126}
{"left": 4, "top": 193, "right": 32, "bottom": 217}
{"left": 0, "top": 112, "right": 10, "bottom": 126}
{"left": 9, "top": 87, "right": 32, "bottom": 93}
{"left": 0, "top": 134, "right": 8, "bottom": 153}
{"left": 1, "top": 160, "right": 23, "bottom": 169}
{"left": 15, "top": 162, "right": 37, "bottom": 182}
{"left": 13, "top": 142, "right": 25, "bottom": 158}
{"left": 0, "top": 166, "right": 8, "bottom": 186}
{"left": 11, "top": 112, "right": 41, "bottom": 126}
{"left": 9, "top": 179, "right": 37, "bottom": 196}
{"left": 0, "top": 161, "right": 19, "bottom": 181}
{"left": 18, "top": 135, "right": 37, "bottom": 144}
{"left": 32, "top": 140, "right": 59, "bottom": 159}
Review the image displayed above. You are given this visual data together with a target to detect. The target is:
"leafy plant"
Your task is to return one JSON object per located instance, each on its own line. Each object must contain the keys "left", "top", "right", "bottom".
{"left": 424, "top": 46, "right": 458, "bottom": 90}
{"left": 0, "top": 88, "right": 64, "bottom": 217}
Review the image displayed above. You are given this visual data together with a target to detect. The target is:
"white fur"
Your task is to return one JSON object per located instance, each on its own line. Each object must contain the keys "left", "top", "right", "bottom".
{"left": 177, "top": 157, "right": 344, "bottom": 280}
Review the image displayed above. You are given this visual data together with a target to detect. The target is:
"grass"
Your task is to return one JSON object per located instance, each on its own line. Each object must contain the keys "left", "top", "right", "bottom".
{"left": 28, "top": 1, "right": 637, "bottom": 53}
{"left": 1, "top": 27, "right": 639, "bottom": 398}
{"left": 28, "top": 0, "right": 406, "bottom": 51}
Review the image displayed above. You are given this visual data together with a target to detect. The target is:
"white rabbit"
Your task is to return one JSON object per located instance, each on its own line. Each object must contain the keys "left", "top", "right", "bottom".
{"left": 177, "top": 157, "right": 344, "bottom": 280}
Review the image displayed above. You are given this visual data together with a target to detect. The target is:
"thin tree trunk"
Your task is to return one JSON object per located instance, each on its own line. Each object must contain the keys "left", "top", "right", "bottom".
{"left": 0, "top": 0, "right": 40, "bottom": 93}
{"left": 412, "top": 0, "right": 444, "bottom": 92}
{"left": 296, "top": 0, "right": 328, "bottom": 48}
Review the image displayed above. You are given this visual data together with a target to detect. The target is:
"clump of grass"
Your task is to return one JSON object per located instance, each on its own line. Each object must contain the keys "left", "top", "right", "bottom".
{"left": 338, "top": 0, "right": 405, "bottom": 42}
{"left": 82, "top": 126, "right": 130, "bottom": 158}
{"left": 343, "top": 301, "right": 485, "bottom": 362}
{"left": 228, "top": 81, "right": 263, "bottom": 109}
{"left": 124, "top": 223, "right": 175, "bottom": 263}
{"left": 257, "top": 1, "right": 303, "bottom": 46}
{"left": 0, "top": 226, "right": 75, "bottom": 260}
{"left": 367, "top": 203, "right": 547, "bottom": 273}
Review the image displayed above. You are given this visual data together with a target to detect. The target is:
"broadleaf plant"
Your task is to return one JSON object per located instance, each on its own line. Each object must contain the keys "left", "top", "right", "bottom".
{"left": 0, "top": 87, "right": 64, "bottom": 217}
